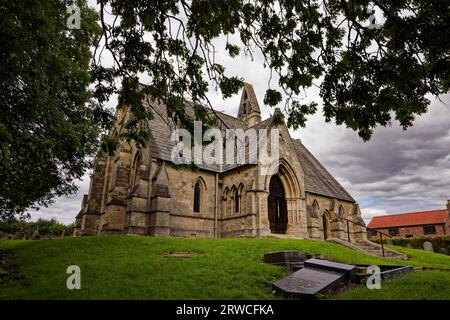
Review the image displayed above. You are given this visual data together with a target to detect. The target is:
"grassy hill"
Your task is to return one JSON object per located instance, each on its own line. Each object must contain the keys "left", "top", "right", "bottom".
{"left": 0, "top": 236, "right": 449, "bottom": 299}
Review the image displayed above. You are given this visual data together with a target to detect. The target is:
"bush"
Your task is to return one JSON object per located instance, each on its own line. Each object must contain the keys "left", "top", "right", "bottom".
{"left": 0, "top": 218, "right": 73, "bottom": 239}
{"left": 376, "top": 236, "right": 450, "bottom": 254}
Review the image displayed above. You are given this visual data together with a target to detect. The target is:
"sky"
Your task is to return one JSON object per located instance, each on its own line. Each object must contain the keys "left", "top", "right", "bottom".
{"left": 27, "top": 2, "right": 450, "bottom": 225}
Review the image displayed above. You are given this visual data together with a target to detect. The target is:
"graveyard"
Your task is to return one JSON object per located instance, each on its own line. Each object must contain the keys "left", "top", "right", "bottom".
{"left": 0, "top": 236, "right": 449, "bottom": 300}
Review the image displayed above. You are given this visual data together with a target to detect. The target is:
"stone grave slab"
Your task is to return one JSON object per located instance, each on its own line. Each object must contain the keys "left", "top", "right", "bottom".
{"left": 272, "top": 268, "right": 346, "bottom": 298}
{"left": 263, "top": 251, "right": 308, "bottom": 265}
{"left": 380, "top": 266, "right": 414, "bottom": 280}
{"left": 354, "top": 264, "right": 409, "bottom": 282}
{"left": 272, "top": 258, "right": 357, "bottom": 298}
{"left": 304, "top": 258, "right": 356, "bottom": 281}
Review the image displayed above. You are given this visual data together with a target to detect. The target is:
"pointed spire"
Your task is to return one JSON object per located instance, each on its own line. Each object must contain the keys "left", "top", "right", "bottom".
{"left": 237, "top": 83, "right": 261, "bottom": 126}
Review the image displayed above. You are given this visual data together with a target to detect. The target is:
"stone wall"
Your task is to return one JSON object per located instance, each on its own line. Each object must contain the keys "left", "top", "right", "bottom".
{"left": 75, "top": 108, "right": 364, "bottom": 243}
{"left": 220, "top": 166, "right": 257, "bottom": 237}
{"left": 305, "top": 193, "right": 367, "bottom": 242}
{"left": 76, "top": 146, "right": 365, "bottom": 243}
{"left": 164, "top": 164, "right": 217, "bottom": 237}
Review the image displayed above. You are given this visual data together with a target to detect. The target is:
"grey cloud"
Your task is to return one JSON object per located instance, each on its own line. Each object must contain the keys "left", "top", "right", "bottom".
{"left": 28, "top": 176, "right": 90, "bottom": 224}
{"left": 297, "top": 94, "right": 450, "bottom": 218}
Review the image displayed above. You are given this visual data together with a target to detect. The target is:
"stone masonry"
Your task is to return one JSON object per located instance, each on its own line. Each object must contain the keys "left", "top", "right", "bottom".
{"left": 74, "top": 84, "right": 367, "bottom": 243}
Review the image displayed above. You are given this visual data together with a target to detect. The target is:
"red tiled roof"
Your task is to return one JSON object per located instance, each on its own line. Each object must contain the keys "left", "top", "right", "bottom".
{"left": 368, "top": 209, "right": 448, "bottom": 229}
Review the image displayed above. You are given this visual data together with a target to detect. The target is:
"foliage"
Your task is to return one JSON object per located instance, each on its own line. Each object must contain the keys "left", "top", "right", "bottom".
{"left": 0, "top": 236, "right": 449, "bottom": 299}
{"left": 2, "top": 0, "right": 450, "bottom": 218}
{"left": 0, "top": 218, "right": 73, "bottom": 238}
{"left": 92, "top": 0, "right": 450, "bottom": 144}
{"left": 271, "top": 107, "right": 285, "bottom": 127}
{"left": 0, "top": 0, "right": 104, "bottom": 218}
{"left": 379, "top": 236, "right": 450, "bottom": 254}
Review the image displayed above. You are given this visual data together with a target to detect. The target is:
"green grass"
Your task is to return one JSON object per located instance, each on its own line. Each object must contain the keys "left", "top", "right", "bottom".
{"left": 335, "top": 271, "right": 450, "bottom": 300}
{"left": 0, "top": 236, "right": 449, "bottom": 299}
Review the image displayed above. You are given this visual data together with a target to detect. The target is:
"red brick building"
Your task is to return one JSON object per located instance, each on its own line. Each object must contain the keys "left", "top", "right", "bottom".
{"left": 367, "top": 201, "right": 450, "bottom": 239}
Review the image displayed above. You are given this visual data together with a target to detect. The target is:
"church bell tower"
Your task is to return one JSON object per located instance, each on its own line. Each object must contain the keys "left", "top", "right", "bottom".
{"left": 237, "top": 83, "right": 262, "bottom": 127}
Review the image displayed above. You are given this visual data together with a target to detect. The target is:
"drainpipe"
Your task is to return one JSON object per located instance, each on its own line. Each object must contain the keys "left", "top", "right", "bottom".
{"left": 214, "top": 173, "right": 219, "bottom": 238}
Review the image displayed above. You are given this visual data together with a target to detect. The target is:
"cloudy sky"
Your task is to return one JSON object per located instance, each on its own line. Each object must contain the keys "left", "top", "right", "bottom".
{"left": 28, "top": 3, "right": 450, "bottom": 225}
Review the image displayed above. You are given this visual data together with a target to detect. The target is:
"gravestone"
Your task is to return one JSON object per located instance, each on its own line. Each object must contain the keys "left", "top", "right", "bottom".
{"left": 438, "top": 247, "right": 448, "bottom": 255}
{"left": 305, "top": 259, "right": 357, "bottom": 281}
{"left": 31, "top": 227, "right": 41, "bottom": 240}
{"left": 273, "top": 268, "right": 346, "bottom": 298}
{"left": 272, "top": 258, "right": 356, "bottom": 298}
{"left": 263, "top": 251, "right": 307, "bottom": 264}
{"left": 380, "top": 266, "right": 414, "bottom": 280}
{"left": 264, "top": 251, "right": 309, "bottom": 271}
{"left": 423, "top": 241, "right": 433, "bottom": 252}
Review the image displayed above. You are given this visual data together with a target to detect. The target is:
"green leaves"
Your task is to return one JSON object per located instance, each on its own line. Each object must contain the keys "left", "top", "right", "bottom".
{"left": 264, "top": 89, "right": 282, "bottom": 106}
{"left": 3, "top": 0, "right": 448, "bottom": 217}
{"left": 95, "top": 0, "right": 450, "bottom": 144}
{"left": 271, "top": 108, "right": 285, "bottom": 127}
{"left": 0, "top": 0, "right": 101, "bottom": 218}
{"left": 287, "top": 101, "right": 318, "bottom": 130}
{"left": 225, "top": 42, "right": 240, "bottom": 58}
{"left": 219, "top": 77, "right": 244, "bottom": 98}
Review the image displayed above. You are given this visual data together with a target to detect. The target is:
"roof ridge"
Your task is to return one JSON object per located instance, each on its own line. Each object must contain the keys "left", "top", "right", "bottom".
{"left": 247, "top": 116, "right": 273, "bottom": 129}
{"left": 372, "top": 209, "right": 447, "bottom": 219}
{"left": 212, "top": 108, "right": 240, "bottom": 121}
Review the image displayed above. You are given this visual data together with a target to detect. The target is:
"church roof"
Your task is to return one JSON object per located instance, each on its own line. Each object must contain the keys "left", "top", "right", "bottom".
{"left": 292, "top": 139, "right": 355, "bottom": 202}
{"left": 142, "top": 98, "right": 355, "bottom": 203}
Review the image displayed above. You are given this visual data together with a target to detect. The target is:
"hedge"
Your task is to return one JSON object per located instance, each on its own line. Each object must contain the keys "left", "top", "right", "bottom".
{"left": 0, "top": 218, "right": 73, "bottom": 239}
{"left": 375, "top": 236, "right": 450, "bottom": 254}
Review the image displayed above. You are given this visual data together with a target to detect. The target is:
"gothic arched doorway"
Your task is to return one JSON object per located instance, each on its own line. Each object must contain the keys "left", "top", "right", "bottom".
{"left": 268, "top": 175, "right": 288, "bottom": 234}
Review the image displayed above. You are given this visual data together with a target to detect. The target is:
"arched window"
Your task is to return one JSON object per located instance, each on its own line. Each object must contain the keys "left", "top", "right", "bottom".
{"left": 234, "top": 187, "right": 239, "bottom": 213}
{"left": 238, "top": 183, "right": 245, "bottom": 214}
{"left": 322, "top": 210, "right": 331, "bottom": 240}
{"left": 339, "top": 205, "right": 345, "bottom": 218}
{"left": 222, "top": 187, "right": 229, "bottom": 217}
{"left": 130, "top": 152, "right": 141, "bottom": 187}
{"left": 193, "top": 181, "right": 201, "bottom": 213}
{"left": 192, "top": 177, "right": 206, "bottom": 213}
{"left": 313, "top": 200, "right": 320, "bottom": 213}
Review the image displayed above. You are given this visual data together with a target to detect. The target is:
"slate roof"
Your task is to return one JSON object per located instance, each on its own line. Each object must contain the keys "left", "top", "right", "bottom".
{"left": 368, "top": 209, "right": 448, "bottom": 229}
{"left": 143, "top": 98, "right": 355, "bottom": 203}
{"left": 292, "top": 139, "right": 355, "bottom": 202}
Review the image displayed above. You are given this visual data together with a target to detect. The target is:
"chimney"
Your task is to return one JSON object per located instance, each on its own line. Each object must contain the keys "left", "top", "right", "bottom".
{"left": 447, "top": 199, "right": 450, "bottom": 213}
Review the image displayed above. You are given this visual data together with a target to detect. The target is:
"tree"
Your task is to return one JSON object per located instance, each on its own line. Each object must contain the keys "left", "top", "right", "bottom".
{"left": 2, "top": 0, "right": 450, "bottom": 218}
{"left": 0, "top": 0, "right": 103, "bottom": 219}
{"left": 92, "top": 0, "right": 449, "bottom": 143}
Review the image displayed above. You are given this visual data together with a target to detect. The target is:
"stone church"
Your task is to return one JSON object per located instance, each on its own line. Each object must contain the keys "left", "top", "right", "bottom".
{"left": 74, "top": 84, "right": 367, "bottom": 242}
